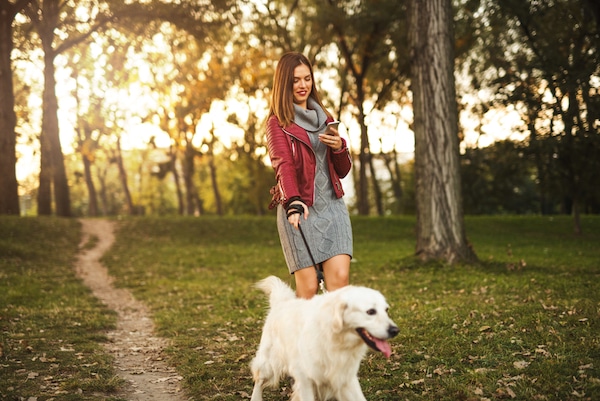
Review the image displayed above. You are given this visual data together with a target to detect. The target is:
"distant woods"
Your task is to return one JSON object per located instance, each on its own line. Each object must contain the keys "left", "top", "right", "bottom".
{"left": 1, "top": 0, "right": 598, "bottom": 228}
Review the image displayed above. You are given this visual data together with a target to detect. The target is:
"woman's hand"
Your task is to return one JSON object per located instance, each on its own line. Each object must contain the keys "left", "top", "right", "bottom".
{"left": 287, "top": 200, "right": 309, "bottom": 229}
{"left": 319, "top": 125, "right": 343, "bottom": 151}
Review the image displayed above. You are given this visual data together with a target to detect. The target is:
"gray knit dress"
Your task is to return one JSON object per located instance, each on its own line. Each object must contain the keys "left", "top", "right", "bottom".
{"left": 276, "top": 101, "right": 353, "bottom": 274}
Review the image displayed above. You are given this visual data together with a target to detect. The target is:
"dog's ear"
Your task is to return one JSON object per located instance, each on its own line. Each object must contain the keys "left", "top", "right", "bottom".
{"left": 331, "top": 299, "right": 348, "bottom": 333}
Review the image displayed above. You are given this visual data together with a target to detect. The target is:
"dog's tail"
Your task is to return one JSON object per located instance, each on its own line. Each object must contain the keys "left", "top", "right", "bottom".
{"left": 255, "top": 275, "right": 295, "bottom": 305}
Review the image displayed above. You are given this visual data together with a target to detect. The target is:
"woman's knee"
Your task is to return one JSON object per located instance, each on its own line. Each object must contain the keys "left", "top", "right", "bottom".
{"left": 323, "top": 255, "right": 350, "bottom": 289}
{"left": 294, "top": 268, "right": 319, "bottom": 298}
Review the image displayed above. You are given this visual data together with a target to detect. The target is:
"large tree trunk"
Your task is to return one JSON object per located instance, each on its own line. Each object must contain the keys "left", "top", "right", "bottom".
{"left": 40, "top": 42, "right": 71, "bottom": 217}
{"left": 409, "top": 0, "right": 476, "bottom": 263}
{"left": 0, "top": 1, "right": 25, "bottom": 216}
{"left": 35, "top": 0, "right": 71, "bottom": 217}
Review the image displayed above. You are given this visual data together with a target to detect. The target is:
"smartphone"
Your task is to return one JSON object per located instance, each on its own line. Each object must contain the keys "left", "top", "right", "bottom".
{"left": 326, "top": 121, "right": 340, "bottom": 131}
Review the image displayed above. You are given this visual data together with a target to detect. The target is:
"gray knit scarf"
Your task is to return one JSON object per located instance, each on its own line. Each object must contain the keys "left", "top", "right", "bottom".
{"left": 294, "top": 98, "right": 328, "bottom": 134}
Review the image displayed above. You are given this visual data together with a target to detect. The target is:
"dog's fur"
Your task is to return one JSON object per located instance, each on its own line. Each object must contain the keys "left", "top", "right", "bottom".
{"left": 250, "top": 276, "right": 399, "bottom": 401}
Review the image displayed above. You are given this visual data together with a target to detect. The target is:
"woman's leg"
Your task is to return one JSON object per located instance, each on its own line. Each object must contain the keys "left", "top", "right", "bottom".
{"left": 321, "top": 254, "right": 350, "bottom": 292}
{"left": 293, "top": 267, "right": 319, "bottom": 299}
{"left": 294, "top": 254, "right": 351, "bottom": 298}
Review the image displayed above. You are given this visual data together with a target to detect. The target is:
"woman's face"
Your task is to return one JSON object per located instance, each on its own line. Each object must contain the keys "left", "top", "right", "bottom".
{"left": 292, "top": 63, "right": 312, "bottom": 109}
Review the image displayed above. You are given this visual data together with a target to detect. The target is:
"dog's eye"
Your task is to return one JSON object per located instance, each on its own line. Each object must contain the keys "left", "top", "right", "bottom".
{"left": 367, "top": 308, "right": 377, "bottom": 315}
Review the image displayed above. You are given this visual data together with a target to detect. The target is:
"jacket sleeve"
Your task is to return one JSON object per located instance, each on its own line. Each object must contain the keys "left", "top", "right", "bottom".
{"left": 266, "top": 116, "right": 302, "bottom": 207}
{"left": 330, "top": 137, "right": 352, "bottom": 179}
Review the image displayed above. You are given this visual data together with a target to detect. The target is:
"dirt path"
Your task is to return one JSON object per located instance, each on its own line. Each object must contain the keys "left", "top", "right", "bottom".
{"left": 75, "top": 219, "right": 188, "bottom": 401}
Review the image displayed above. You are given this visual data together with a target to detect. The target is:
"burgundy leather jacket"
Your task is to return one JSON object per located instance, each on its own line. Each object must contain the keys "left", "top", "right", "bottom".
{"left": 267, "top": 114, "right": 352, "bottom": 209}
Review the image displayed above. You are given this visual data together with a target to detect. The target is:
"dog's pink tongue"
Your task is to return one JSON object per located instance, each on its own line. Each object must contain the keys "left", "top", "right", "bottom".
{"left": 375, "top": 339, "right": 392, "bottom": 358}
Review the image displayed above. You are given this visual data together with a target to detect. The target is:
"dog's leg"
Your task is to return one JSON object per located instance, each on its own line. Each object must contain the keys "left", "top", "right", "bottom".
{"left": 250, "top": 379, "right": 264, "bottom": 401}
{"left": 335, "top": 377, "right": 367, "bottom": 401}
{"left": 290, "top": 376, "right": 316, "bottom": 401}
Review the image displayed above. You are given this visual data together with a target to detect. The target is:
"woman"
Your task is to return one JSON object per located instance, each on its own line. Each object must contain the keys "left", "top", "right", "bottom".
{"left": 266, "top": 52, "right": 353, "bottom": 299}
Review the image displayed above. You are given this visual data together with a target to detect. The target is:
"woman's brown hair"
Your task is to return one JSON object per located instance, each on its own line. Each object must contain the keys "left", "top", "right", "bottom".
{"left": 269, "top": 52, "right": 331, "bottom": 127}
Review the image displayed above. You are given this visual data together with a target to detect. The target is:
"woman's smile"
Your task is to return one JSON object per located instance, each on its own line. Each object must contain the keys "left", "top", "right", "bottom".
{"left": 293, "top": 64, "right": 312, "bottom": 108}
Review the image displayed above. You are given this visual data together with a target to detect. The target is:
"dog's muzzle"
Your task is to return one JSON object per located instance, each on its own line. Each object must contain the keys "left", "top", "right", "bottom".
{"left": 356, "top": 324, "right": 399, "bottom": 358}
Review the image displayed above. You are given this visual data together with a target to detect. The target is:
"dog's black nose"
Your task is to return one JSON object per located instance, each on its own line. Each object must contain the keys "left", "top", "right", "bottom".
{"left": 388, "top": 325, "right": 400, "bottom": 338}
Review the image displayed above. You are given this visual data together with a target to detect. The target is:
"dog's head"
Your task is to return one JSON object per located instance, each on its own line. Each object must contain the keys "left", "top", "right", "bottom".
{"left": 331, "top": 286, "right": 399, "bottom": 358}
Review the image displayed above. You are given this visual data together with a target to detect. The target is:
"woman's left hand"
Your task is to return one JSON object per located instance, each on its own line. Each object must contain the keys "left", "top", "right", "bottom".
{"left": 319, "top": 126, "right": 343, "bottom": 151}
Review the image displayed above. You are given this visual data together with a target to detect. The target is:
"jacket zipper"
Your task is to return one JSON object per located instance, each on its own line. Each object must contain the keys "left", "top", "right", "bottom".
{"left": 282, "top": 127, "right": 318, "bottom": 205}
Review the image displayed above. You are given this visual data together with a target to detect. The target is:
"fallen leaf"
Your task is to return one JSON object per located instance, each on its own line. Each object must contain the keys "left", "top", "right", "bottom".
{"left": 26, "top": 372, "right": 39, "bottom": 380}
{"left": 514, "top": 361, "right": 530, "bottom": 369}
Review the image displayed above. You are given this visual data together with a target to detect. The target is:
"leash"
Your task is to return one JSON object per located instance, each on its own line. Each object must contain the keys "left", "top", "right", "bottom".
{"left": 287, "top": 204, "right": 327, "bottom": 294}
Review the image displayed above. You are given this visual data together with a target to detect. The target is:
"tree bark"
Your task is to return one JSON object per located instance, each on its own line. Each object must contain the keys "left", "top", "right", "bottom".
{"left": 30, "top": 0, "right": 72, "bottom": 216}
{"left": 40, "top": 37, "right": 72, "bottom": 216}
{"left": 0, "top": 1, "right": 28, "bottom": 215}
{"left": 409, "top": 0, "right": 476, "bottom": 263}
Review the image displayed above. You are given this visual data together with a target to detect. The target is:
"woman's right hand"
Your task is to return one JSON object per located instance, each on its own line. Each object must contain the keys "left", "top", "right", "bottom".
{"left": 287, "top": 200, "right": 309, "bottom": 230}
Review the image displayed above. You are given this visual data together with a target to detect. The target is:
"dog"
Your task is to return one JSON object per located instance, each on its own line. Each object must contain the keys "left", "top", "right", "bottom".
{"left": 250, "top": 276, "right": 399, "bottom": 401}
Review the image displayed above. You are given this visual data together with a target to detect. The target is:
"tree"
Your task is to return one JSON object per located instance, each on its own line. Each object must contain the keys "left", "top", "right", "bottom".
{"left": 465, "top": 0, "right": 600, "bottom": 233}
{"left": 318, "top": 0, "right": 410, "bottom": 215}
{"left": 499, "top": 0, "right": 599, "bottom": 234}
{"left": 408, "top": 0, "right": 476, "bottom": 263}
{"left": 0, "top": 0, "right": 32, "bottom": 216}
{"left": 22, "top": 0, "right": 112, "bottom": 217}
{"left": 461, "top": 141, "right": 538, "bottom": 214}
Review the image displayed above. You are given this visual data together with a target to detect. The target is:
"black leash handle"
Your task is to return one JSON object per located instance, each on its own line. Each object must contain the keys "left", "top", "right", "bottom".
{"left": 287, "top": 204, "right": 327, "bottom": 294}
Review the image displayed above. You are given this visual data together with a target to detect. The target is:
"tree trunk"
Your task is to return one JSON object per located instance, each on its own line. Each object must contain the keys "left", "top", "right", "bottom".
{"left": 115, "top": 138, "right": 134, "bottom": 215}
{"left": 356, "top": 106, "right": 370, "bottom": 215}
{"left": 37, "top": 128, "right": 53, "bottom": 215}
{"left": 169, "top": 147, "right": 184, "bottom": 215}
{"left": 97, "top": 166, "right": 109, "bottom": 216}
{"left": 0, "top": 2, "right": 21, "bottom": 215}
{"left": 183, "top": 142, "right": 199, "bottom": 215}
{"left": 82, "top": 149, "right": 98, "bottom": 217}
{"left": 35, "top": 0, "right": 71, "bottom": 217}
{"left": 208, "top": 154, "right": 222, "bottom": 216}
{"left": 381, "top": 148, "right": 403, "bottom": 214}
{"left": 368, "top": 154, "right": 384, "bottom": 216}
{"left": 41, "top": 46, "right": 72, "bottom": 216}
{"left": 409, "top": 0, "right": 476, "bottom": 263}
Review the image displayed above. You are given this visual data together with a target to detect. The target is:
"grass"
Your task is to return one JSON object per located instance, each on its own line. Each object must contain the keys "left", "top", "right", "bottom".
{"left": 0, "top": 217, "right": 124, "bottom": 401}
{"left": 1, "top": 215, "right": 599, "bottom": 400}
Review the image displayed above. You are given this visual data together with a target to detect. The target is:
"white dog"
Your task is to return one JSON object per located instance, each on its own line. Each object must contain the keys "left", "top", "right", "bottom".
{"left": 250, "top": 276, "right": 399, "bottom": 401}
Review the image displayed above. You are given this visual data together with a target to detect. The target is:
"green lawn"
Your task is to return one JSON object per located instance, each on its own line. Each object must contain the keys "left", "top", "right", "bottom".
{"left": 0, "top": 217, "right": 123, "bottom": 401}
{"left": 1, "top": 215, "right": 599, "bottom": 400}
